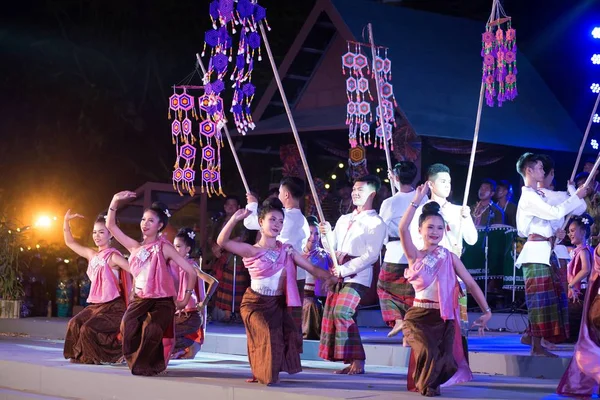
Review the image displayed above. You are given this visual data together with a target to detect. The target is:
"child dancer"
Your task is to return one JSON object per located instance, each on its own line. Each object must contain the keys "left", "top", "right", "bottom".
{"left": 106, "top": 192, "right": 198, "bottom": 376}
{"left": 217, "top": 198, "right": 336, "bottom": 385}
{"left": 399, "top": 185, "right": 491, "bottom": 397}
{"left": 63, "top": 211, "right": 132, "bottom": 364}
{"left": 171, "top": 227, "right": 219, "bottom": 359}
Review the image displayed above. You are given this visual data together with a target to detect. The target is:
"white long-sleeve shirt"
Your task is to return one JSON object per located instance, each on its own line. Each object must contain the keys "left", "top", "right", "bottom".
{"left": 409, "top": 200, "right": 478, "bottom": 256}
{"left": 379, "top": 191, "right": 428, "bottom": 264}
{"left": 516, "top": 186, "right": 586, "bottom": 267}
{"left": 322, "top": 209, "right": 386, "bottom": 287}
{"left": 244, "top": 202, "right": 310, "bottom": 280}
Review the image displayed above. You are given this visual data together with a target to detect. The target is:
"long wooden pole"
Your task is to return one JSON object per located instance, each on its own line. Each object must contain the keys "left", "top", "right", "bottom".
{"left": 367, "top": 23, "right": 395, "bottom": 195}
{"left": 570, "top": 91, "right": 600, "bottom": 181}
{"left": 258, "top": 21, "right": 339, "bottom": 269}
{"left": 196, "top": 53, "right": 251, "bottom": 194}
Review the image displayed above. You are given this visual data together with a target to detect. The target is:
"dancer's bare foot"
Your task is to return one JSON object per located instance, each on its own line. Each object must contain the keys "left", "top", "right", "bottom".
{"left": 170, "top": 350, "right": 185, "bottom": 359}
{"left": 334, "top": 366, "right": 351, "bottom": 374}
{"left": 541, "top": 339, "right": 557, "bottom": 350}
{"left": 402, "top": 336, "right": 410, "bottom": 347}
{"left": 348, "top": 360, "right": 365, "bottom": 375}
{"left": 531, "top": 347, "right": 558, "bottom": 357}
{"left": 180, "top": 343, "right": 201, "bottom": 359}
{"left": 520, "top": 333, "right": 531, "bottom": 346}
{"left": 387, "top": 319, "right": 404, "bottom": 338}
{"left": 246, "top": 376, "right": 258, "bottom": 383}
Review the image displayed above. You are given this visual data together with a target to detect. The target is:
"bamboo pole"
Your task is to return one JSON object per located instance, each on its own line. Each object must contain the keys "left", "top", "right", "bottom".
{"left": 257, "top": 21, "right": 340, "bottom": 270}
{"left": 569, "top": 91, "right": 600, "bottom": 182}
{"left": 195, "top": 53, "right": 251, "bottom": 194}
{"left": 367, "top": 23, "right": 395, "bottom": 195}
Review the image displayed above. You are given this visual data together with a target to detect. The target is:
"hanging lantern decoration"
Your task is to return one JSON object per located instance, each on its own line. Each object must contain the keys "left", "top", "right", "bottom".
{"left": 482, "top": 15, "right": 517, "bottom": 107}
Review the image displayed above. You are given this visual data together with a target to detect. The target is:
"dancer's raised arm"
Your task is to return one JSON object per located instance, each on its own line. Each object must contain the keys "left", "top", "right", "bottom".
{"left": 217, "top": 208, "right": 259, "bottom": 258}
{"left": 398, "top": 184, "right": 429, "bottom": 264}
{"left": 63, "top": 209, "right": 95, "bottom": 260}
{"left": 106, "top": 191, "right": 139, "bottom": 252}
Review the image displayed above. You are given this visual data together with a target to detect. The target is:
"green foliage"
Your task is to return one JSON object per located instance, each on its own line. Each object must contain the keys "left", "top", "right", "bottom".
{"left": 0, "top": 222, "right": 24, "bottom": 300}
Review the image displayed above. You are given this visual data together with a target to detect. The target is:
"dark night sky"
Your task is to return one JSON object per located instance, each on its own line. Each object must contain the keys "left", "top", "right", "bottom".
{"left": 1, "top": 0, "right": 599, "bottom": 228}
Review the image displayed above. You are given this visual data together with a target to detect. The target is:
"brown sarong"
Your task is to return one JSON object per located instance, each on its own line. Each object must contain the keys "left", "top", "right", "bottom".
{"left": 240, "top": 288, "right": 302, "bottom": 384}
{"left": 302, "top": 289, "right": 323, "bottom": 340}
{"left": 63, "top": 297, "right": 126, "bottom": 364}
{"left": 174, "top": 311, "right": 203, "bottom": 352}
{"left": 121, "top": 295, "right": 175, "bottom": 376}
{"left": 403, "top": 307, "right": 457, "bottom": 396}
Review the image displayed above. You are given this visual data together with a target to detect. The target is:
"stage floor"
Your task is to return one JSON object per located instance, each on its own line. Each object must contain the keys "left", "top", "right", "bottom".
{"left": 0, "top": 337, "right": 570, "bottom": 400}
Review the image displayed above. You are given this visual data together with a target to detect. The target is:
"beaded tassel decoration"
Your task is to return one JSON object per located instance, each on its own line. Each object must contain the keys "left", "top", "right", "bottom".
{"left": 373, "top": 47, "right": 396, "bottom": 151}
{"left": 481, "top": 16, "right": 517, "bottom": 107}
{"left": 202, "top": 0, "right": 270, "bottom": 134}
{"left": 342, "top": 43, "right": 372, "bottom": 147}
{"left": 169, "top": 87, "right": 199, "bottom": 196}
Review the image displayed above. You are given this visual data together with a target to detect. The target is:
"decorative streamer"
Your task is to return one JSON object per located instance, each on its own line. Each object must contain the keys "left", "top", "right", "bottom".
{"left": 481, "top": 15, "right": 517, "bottom": 107}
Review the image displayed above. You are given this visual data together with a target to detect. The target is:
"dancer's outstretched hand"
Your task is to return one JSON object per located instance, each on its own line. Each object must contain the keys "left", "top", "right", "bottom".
{"left": 412, "top": 184, "right": 429, "bottom": 203}
{"left": 64, "top": 209, "right": 84, "bottom": 222}
{"left": 472, "top": 311, "right": 492, "bottom": 336}
{"left": 231, "top": 208, "right": 251, "bottom": 222}
{"left": 112, "top": 191, "right": 136, "bottom": 203}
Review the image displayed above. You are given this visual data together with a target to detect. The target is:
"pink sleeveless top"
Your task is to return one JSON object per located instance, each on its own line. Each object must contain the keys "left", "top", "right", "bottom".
{"left": 242, "top": 242, "right": 301, "bottom": 307}
{"left": 170, "top": 259, "right": 205, "bottom": 311}
{"left": 129, "top": 237, "right": 176, "bottom": 299}
{"left": 567, "top": 246, "right": 592, "bottom": 291}
{"left": 86, "top": 248, "right": 123, "bottom": 304}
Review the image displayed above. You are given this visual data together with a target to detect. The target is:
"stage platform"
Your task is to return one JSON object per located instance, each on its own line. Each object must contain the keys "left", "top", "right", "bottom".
{"left": 0, "top": 337, "right": 566, "bottom": 400}
{"left": 0, "top": 313, "right": 574, "bottom": 382}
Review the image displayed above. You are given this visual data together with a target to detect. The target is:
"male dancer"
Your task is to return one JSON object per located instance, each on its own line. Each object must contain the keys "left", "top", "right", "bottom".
{"left": 410, "top": 163, "right": 478, "bottom": 257}
{"left": 409, "top": 163, "right": 478, "bottom": 355}
{"left": 244, "top": 177, "right": 310, "bottom": 332}
{"left": 515, "top": 153, "right": 587, "bottom": 356}
{"left": 378, "top": 162, "right": 427, "bottom": 338}
{"left": 319, "top": 175, "right": 386, "bottom": 375}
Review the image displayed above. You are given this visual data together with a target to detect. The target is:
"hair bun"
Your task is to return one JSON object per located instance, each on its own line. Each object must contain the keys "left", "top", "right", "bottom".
{"left": 422, "top": 201, "right": 441, "bottom": 215}
{"left": 262, "top": 197, "right": 283, "bottom": 209}
{"left": 151, "top": 201, "right": 168, "bottom": 212}
{"left": 177, "top": 227, "right": 193, "bottom": 236}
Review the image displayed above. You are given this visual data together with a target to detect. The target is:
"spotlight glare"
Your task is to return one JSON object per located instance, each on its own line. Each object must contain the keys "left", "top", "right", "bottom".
{"left": 592, "top": 83, "right": 600, "bottom": 93}
{"left": 593, "top": 27, "right": 600, "bottom": 39}
{"left": 324, "top": 183, "right": 331, "bottom": 189}
{"left": 338, "top": 163, "right": 344, "bottom": 169}
{"left": 594, "top": 114, "right": 600, "bottom": 124}
{"left": 331, "top": 174, "right": 337, "bottom": 180}
{"left": 592, "top": 139, "right": 599, "bottom": 150}
{"left": 384, "top": 179, "right": 390, "bottom": 183}
{"left": 376, "top": 168, "right": 381, "bottom": 173}
{"left": 64, "top": 259, "right": 70, "bottom": 264}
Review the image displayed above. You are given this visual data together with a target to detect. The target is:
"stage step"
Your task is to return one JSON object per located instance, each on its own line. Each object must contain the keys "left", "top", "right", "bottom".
{"left": 0, "top": 388, "right": 73, "bottom": 400}
{"left": 0, "top": 338, "right": 560, "bottom": 400}
{"left": 0, "top": 316, "right": 571, "bottom": 380}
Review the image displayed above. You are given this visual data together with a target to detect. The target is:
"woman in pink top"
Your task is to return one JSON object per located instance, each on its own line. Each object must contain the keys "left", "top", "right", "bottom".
{"left": 63, "top": 211, "right": 132, "bottom": 364}
{"left": 398, "top": 185, "right": 491, "bottom": 397}
{"left": 106, "top": 192, "right": 198, "bottom": 376}
{"left": 217, "top": 198, "right": 337, "bottom": 385}
{"left": 171, "top": 227, "right": 219, "bottom": 359}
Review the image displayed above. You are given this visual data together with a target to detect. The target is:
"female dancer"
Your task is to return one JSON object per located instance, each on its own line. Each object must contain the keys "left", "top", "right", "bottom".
{"left": 217, "top": 198, "right": 337, "bottom": 385}
{"left": 399, "top": 185, "right": 491, "bottom": 397}
{"left": 63, "top": 211, "right": 132, "bottom": 364}
{"left": 556, "top": 217, "right": 600, "bottom": 397}
{"left": 171, "top": 227, "right": 219, "bottom": 359}
{"left": 105, "top": 191, "right": 198, "bottom": 376}
{"left": 564, "top": 215, "right": 593, "bottom": 341}
{"left": 302, "top": 215, "right": 332, "bottom": 340}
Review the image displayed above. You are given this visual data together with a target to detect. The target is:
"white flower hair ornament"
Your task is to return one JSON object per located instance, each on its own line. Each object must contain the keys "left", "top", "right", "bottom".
{"left": 164, "top": 209, "right": 171, "bottom": 218}
{"left": 581, "top": 217, "right": 590, "bottom": 225}
{"left": 103, "top": 215, "right": 108, "bottom": 221}
{"left": 188, "top": 231, "right": 196, "bottom": 239}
